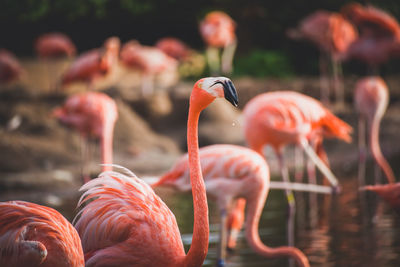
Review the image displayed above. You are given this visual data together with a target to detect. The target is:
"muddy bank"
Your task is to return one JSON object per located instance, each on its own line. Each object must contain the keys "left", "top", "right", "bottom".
{"left": 1, "top": 73, "right": 400, "bottom": 206}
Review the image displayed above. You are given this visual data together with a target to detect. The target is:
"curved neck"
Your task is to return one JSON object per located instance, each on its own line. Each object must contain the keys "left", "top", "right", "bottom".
{"left": 369, "top": 116, "right": 395, "bottom": 183}
{"left": 183, "top": 101, "right": 209, "bottom": 267}
{"left": 245, "top": 189, "right": 310, "bottom": 267}
{"left": 101, "top": 122, "right": 114, "bottom": 172}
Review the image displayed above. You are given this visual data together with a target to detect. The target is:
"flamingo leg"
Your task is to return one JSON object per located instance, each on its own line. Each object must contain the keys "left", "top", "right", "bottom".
{"left": 358, "top": 116, "right": 367, "bottom": 186}
{"left": 205, "top": 46, "right": 220, "bottom": 75}
{"left": 217, "top": 208, "right": 228, "bottom": 267}
{"left": 332, "top": 57, "right": 345, "bottom": 108}
{"left": 80, "top": 136, "right": 91, "bottom": 184}
{"left": 221, "top": 40, "right": 237, "bottom": 75}
{"left": 276, "top": 150, "right": 296, "bottom": 252}
{"left": 300, "top": 138, "right": 339, "bottom": 190}
{"left": 319, "top": 52, "right": 330, "bottom": 106}
{"left": 226, "top": 198, "right": 246, "bottom": 251}
{"left": 294, "top": 145, "right": 304, "bottom": 183}
{"left": 307, "top": 140, "right": 318, "bottom": 228}
{"left": 141, "top": 73, "right": 155, "bottom": 96}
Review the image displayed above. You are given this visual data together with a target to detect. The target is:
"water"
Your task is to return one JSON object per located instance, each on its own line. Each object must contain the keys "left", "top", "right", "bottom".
{"left": 1, "top": 165, "right": 400, "bottom": 266}
{"left": 160, "top": 171, "right": 400, "bottom": 267}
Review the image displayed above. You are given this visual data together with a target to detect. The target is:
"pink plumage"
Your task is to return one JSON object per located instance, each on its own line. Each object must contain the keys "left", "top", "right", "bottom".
{"left": 0, "top": 201, "right": 84, "bottom": 267}
{"left": 35, "top": 33, "right": 76, "bottom": 58}
{"left": 199, "top": 11, "right": 236, "bottom": 48}
{"left": 0, "top": 49, "right": 24, "bottom": 84}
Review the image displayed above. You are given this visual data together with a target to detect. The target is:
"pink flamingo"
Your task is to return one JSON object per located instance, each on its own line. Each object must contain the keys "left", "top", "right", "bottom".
{"left": 289, "top": 10, "right": 357, "bottom": 106}
{"left": 341, "top": 3, "right": 400, "bottom": 73}
{"left": 0, "top": 201, "right": 84, "bottom": 267}
{"left": 354, "top": 76, "right": 395, "bottom": 185}
{"left": 0, "top": 49, "right": 24, "bottom": 84}
{"left": 53, "top": 91, "right": 118, "bottom": 183}
{"left": 155, "top": 37, "right": 191, "bottom": 61}
{"left": 120, "top": 40, "right": 178, "bottom": 96}
{"left": 73, "top": 77, "right": 238, "bottom": 267}
{"left": 200, "top": 11, "right": 237, "bottom": 75}
{"left": 35, "top": 32, "right": 76, "bottom": 91}
{"left": 61, "top": 37, "right": 120, "bottom": 91}
{"left": 153, "top": 144, "right": 310, "bottom": 267}
{"left": 35, "top": 32, "right": 76, "bottom": 58}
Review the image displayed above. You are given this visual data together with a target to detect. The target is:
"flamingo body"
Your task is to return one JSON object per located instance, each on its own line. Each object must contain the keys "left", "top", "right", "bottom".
{"left": 0, "top": 201, "right": 84, "bottom": 267}
{"left": 35, "top": 33, "right": 76, "bottom": 58}
{"left": 155, "top": 37, "right": 191, "bottom": 61}
{"left": 53, "top": 91, "right": 118, "bottom": 174}
{"left": 61, "top": 37, "right": 120, "bottom": 87}
{"left": 0, "top": 49, "right": 24, "bottom": 84}
{"left": 243, "top": 91, "right": 352, "bottom": 154}
{"left": 120, "top": 41, "right": 177, "bottom": 75}
{"left": 200, "top": 11, "right": 236, "bottom": 48}
{"left": 299, "top": 10, "right": 357, "bottom": 58}
{"left": 341, "top": 3, "right": 400, "bottom": 68}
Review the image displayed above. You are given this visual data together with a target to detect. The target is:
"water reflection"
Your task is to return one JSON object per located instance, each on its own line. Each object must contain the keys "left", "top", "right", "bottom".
{"left": 1, "top": 168, "right": 400, "bottom": 266}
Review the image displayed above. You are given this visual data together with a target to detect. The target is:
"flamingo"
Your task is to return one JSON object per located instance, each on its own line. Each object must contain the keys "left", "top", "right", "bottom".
{"left": 0, "top": 201, "right": 84, "bottom": 267}
{"left": 35, "top": 32, "right": 76, "bottom": 91}
{"left": 61, "top": 37, "right": 120, "bottom": 91}
{"left": 73, "top": 77, "right": 238, "bottom": 267}
{"left": 289, "top": 10, "right": 357, "bottom": 106}
{"left": 155, "top": 37, "right": 191, "bottom": 61}
{"left": 354, "top": 76, "right": 395, "bottom": 186}
{"left": 153, "top": 144, "right": 310, "bottom": 267}
{"left": 35, "top": 33, "right": 76, "bottom": 58}
{"left": 120, "top": 40, "right": 178, "bottom": 96}
{"left": 0, "top": 49, "right": 24, "bottom": 84}
{"left": 199, "top": 11, "right": 237, "bottom": 75}
{"left": 53, "top": 91, "right": 118, "bottom": 183}
{"left": 341, "top": 3, "right": 400, "bottom": 73}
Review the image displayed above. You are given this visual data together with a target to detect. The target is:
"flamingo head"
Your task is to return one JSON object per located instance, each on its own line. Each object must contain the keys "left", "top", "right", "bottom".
{"left": 192, "top": 77, "right": 238, "bottom": 109}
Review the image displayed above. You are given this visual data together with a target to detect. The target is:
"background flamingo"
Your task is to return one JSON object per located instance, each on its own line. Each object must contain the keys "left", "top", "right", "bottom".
{"left": 0, "top": 201, "right": 84, "bottom": 267}
{"left": 155, "top": 37, "right": 191, "bottom": 61}
{"left": 53, "top": 91, "right": 118, "bottom": 183}
{"left": 354, "top": 76, "right": 395, "bottom": 186}
{"left": 153, "top": 144, "right": 310, "bottom": 267}
{"left": 0, "top": 49, "right": 24, "bottom": 84}
{"left": 199, "top": 11, "right": 237, "bottom": 75}
{"left": 341, "top": 3, "right": 400, "bottom": 74}
{"left": 73, "top": 77, "right": 238, "bottom": 267}
{"left": 61, "top": 37, "right": 120, "bottom": 91}
{"left": 35, "top": 32, "right": 76, "bottom": 91}
{"left": 289, "top": 10, "right": 357, "bottom": 106}
{"left": 120, "top": 40, "right": 178, "bottom": 95}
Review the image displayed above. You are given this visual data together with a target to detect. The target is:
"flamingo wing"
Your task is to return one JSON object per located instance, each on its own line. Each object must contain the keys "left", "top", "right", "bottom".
{"left": 0, "top": 201, "right": 84, "bottom": 267}
{"left": 74, "top": 168, "right": 186, "bottom": 266}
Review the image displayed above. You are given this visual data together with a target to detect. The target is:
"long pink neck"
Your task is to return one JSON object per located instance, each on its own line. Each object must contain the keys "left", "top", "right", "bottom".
{"left": 245, "top": 188, "right": 310, "bottom": 267}
{"left": 369, "top": 116, "right": 395, "bottom": 183}
{"left": 183, "top": 101, "right": 209, "bottom": 267}
{"left": 100, "top": 122, "right": 114, "bottom": 172}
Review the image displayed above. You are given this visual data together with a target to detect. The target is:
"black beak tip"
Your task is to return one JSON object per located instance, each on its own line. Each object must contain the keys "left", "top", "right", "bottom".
{"left": 223, "top": 80, "right": 239, "bottom": 107}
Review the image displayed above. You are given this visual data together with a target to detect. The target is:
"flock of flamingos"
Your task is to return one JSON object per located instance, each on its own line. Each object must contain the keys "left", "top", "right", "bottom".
{"left": 1, "top": 2, "right": 400, "bottom": 267}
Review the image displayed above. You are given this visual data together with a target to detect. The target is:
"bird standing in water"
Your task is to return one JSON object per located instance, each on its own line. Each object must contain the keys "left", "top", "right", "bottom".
{"left": 74, "top": 77, "right": 238, "bottom": 267}
{"left": 53, "top": 91, "right": 118, "bottom": 183}
{"left": 200, "top": 11, "right": 237, "bottom": 75}
{"left": 153, "top": 144, "right": 310, "bottom": 267}
{"left": 0, "top": 201, "right": 84, "bottom": 267}
{"left": 289, "top": 10, "right": 357, "bottom": 106}
{"left": 61, "top": 37, "right": 120, "bottom": 91}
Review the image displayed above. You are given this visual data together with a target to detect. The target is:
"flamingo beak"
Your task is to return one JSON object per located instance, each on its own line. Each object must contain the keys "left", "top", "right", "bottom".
{"left": 222, "top": 80, "right": 238, "bottom": 107}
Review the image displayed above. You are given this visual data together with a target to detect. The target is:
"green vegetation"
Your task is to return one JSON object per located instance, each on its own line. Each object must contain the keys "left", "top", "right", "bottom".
{"left": 234, "top": 50, "right": 294, "bottom": 78}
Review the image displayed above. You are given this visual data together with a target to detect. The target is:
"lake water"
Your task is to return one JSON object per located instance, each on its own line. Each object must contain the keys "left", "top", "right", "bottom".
{"left": 1, "top": 161, "right": 400, "bottom": 267}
